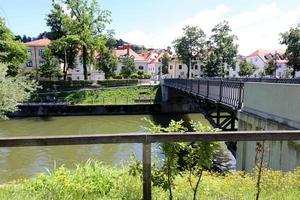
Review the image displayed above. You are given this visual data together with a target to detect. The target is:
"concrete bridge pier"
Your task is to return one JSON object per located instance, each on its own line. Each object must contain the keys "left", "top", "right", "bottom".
{"left": 237, "top": 83, "right": 300, "bottom": 171}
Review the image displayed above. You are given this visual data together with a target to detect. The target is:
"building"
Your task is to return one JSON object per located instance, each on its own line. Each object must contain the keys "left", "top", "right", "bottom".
{"left": 113, "top": 45, "right": 148, "bottom": 75}
{"left": 245, "top": 49, "right": 288, "bottom": 78}
{"left": 24, "top": 38, "right": 104, "bottom": 80}
{"left": 229, "top": 55, "right": 246, "bottom": 78}
{"left": 168, "top": 55, "right": 204, "bottom": 78}
{"left": 25, "top": 38, "right": 51, "bottom": 70}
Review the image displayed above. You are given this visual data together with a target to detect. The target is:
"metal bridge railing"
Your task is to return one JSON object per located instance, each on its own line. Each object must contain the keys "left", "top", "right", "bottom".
{"left": 164, "top": 79, "right": 244, "bottom": 109}
{"left": 1, "top": 131, "right": 300, "bottom": 200}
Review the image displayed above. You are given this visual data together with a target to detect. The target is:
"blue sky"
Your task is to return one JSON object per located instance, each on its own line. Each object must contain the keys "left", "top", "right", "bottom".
{"left": 0, "top": 0, "right": 300, "bottom": 55}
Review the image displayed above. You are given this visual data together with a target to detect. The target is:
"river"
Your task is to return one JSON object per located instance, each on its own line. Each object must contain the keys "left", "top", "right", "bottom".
{"left": 0, "top": 114, "right": 234, "bottom": 183}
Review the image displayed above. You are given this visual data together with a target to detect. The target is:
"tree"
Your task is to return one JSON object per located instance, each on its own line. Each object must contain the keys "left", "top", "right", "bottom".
{"left": 120, "top": 56, "right": 135, "bottom": 78}
{"left": 280, "top": 25, "right": 300, "bottom": 77}
{"left": 204, "top": 21, "right": 238, "bottom": 77}
{"left": 238, "top": 60, "right": 256, "bottom": 77}
{"left": 264, "top": 59, "right": 277, "bottom": 76}
{"left": 173, "top": 26, "right": 207, "bottom": 78}
{"left": 96, "top": 45, "right": 117, "bottom": 79}
{"left": 38, "top": 48, "right": 63, "bottom": 80}
{"left": 0, "top": 18, "right": 29, "bottom": 76}
{"left": 0, "top": 62, "right": 37, "bottom": 118}
{"left": 46, "top": 0, "right": 112, "bottom": 80}
{"left": 48, "top": 35, "right": 80, "bottom": 80}
{"left": 162, "top": 52, "right": 170, "bottom": 74}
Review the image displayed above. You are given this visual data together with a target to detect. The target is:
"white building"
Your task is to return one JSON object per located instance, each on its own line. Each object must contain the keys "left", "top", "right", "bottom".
{"left": 113, "top": 45, "right": 148, "bottom": 75}
{"left": 245, "top": 49, "right": 288, "bottom": 78}
{"left": 67, "top": 57, "right": 105, "bottom": 81}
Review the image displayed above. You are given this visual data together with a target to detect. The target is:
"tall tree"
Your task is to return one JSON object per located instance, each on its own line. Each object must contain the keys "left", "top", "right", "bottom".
{"left": 280, "top": 24, "right": 300, "bottom": 77}
{"left": 204, "top": 21, "right": 238, "bottom": 77}
{"left": 120, "top": 56, "right": 135, "bottom": 78}
{"left": 64, "top": 0, "right": 111, "bottom": 80}
{"left": 46, "top": 0, "right": 112, "bottom": 80}
{"left": 173, "top": 26, "right": 206, "bottom": 78}
{"left": 238, "top": 60, "right": 256, "bottom": 77}
{"left": 0, "top": 18, "right": 29, "bottom": 76}
{"left": 264, "top": 59, "right": 277, "bottom": 76}
{"left": 0, "top": 62, "right": 37, "bottom": 118}
{"left": 48, "top": 35, "right": 80, "bottom": 80}
{"left": 38, "top": 48, "right": 63, "bottom": 80}
{"left": 161, "top": 52, "right": 170, "bottom": 74}
{"left": 96, "top": 44, "right": 117, "bottom": 79}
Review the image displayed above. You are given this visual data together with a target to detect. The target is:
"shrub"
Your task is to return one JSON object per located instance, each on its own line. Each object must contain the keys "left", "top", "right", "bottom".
{"left": 130, "top": 73, "right": 138, "bottom": 79}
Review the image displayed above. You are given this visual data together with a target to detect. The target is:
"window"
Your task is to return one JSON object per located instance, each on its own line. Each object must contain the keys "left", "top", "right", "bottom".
{"left": 169, "top": 65, "right": 173, "bottom": 70}
{"left": 38, "top": 49, "right": 44, "bottom": 57}
{"left": 39, "top": 60, "right": 45, "bottom": 66}
{"left": 26, "top": 61, "right": 33, "bottom": 67}
{"left": 76, "top": 70, "right": 80, "bottom": 72}
{"left": 179, "top": 65, "right": 182, "bottom": 70}
{"left": 77, "top": 76, "right": 80, "bottom": 80}
{"left": 194, "top": 65, "right": 198, "bottom": 70}
{"left": 28, "top": 49, "right": 32, "bottom": 56}
{"left": 191, "top": 65, "right": 193, "bottom": 70}
{"left": 139, "top": 66, "right": 144, "bottom": 70}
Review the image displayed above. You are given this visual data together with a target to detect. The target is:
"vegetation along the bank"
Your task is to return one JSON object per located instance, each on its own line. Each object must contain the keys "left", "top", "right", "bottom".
{"left": 0, "top": 161, "right": 298, "bottom": 200}
{"left": 31, "top": 86, "right": 159, "bottom": 105}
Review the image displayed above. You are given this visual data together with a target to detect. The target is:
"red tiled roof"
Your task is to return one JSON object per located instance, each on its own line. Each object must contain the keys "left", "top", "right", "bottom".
{"left": 25, "top": 38, "right": 51, "bottom": 47}
{"left": 247, "top": 49, "right": 287, "bottom": 64}
{"left": 113, "top": 48, "right": 146, "bottom": 61}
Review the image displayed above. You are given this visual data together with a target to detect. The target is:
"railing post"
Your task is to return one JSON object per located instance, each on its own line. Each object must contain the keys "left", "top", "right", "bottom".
{"left": 206, "top": 79, "right": 210, "bottom": 98}
{"left": 190, "top": 79, "right": 193, "bottom": 93}
{"left": 219, "top": 79, "right": 223, "bottom": 102}
{"left": 143, "top": 142, "right": 151, "bottom": 200}
{"left": 197, "top": 79, "right": 200, "bottom": 95}
{"left": 185, "top": 79, "right": 188, "bottom": 91}
{"left": 238, "top": 80, "right": 243, "bottom": 109}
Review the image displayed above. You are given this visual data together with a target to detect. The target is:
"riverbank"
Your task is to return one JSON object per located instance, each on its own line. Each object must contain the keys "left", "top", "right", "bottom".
{"left": 0, "top": 161, "right": 299, "bottom": 200}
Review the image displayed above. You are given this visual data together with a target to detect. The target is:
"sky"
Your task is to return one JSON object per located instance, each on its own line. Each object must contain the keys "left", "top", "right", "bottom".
{"left": 0, "top": 0, "right": 300, "bottom": 55}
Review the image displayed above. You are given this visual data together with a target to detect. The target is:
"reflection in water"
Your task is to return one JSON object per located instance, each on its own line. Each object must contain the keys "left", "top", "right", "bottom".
{"left": 0, "top": 114, "right": 234, "bottom": 183}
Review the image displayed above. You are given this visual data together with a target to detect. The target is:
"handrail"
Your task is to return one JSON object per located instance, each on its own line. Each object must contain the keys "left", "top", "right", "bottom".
{"left": 1, "top": 130, "right": 300, "bottom": 200}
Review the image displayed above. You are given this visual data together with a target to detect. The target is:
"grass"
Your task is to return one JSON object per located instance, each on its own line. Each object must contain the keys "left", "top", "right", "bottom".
{"left": 0, "top": 161, "right": 299, "bottom": 200}
{"left": 31, "top": 86, "right": 159, "bottom": 105}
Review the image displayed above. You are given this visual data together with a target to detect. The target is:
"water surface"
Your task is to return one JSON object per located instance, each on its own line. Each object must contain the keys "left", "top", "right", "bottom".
{"left": 0, "top": 114, "right": 209, "bottom": 183}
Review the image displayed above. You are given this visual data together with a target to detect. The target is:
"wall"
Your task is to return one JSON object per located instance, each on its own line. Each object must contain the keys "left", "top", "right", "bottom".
{"left": 237, "top": 82, "right": 300, "bottom": 171}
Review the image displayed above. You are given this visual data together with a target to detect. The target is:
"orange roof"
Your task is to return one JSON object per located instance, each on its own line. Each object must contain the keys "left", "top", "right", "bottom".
{"left": 113, "top": 48, "right": 146, "bottom": 61}
{"left": 247, "top": 49, "right": 287, "bottom": 64}
{"left": 25, "top": 38, "right": 51, "bottom": 47}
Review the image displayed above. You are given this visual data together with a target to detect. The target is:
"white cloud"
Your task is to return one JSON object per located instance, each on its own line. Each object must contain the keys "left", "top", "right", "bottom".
{"left": 118, "top": 2, "right": 300, "bottom": 55}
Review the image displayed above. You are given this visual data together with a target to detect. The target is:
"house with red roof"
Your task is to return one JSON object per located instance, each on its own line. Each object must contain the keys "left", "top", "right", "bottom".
{"left": 25, "top": 38, "right": 51, "bottom": 69}
{"left": 245, "top": 49, "right": 288, "bottom": 77}
{"left": 24, "top": 38, "right": 105, "bottom": 80}
{"left": 113, "top": 44, "right": 149, "bottom": 76}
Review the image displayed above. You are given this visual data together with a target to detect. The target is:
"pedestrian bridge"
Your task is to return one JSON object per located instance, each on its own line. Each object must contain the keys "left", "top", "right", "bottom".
{"left": 162, "top": 78, "right": 300, "bottom": 131}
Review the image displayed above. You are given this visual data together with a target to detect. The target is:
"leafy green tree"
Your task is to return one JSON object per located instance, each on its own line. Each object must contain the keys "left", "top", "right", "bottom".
{"left": 120, "top": 57, "right": 135, "bottom": 78}
{"left": 264, "top": 59, "right": 277, "bottom": 76}
{"left": 280, "top": 25, "right": 300, "bottom": 78}
{"left": 96, "top": 45, "right": 117, "bottom": 79}
{"left": 238, "top": 60, "right": 256, "bottom": 77}
{"left": 173, "top": 26, "right": 207, "bottom": 78}
{"left": 0, "top": 62, "right": 37, "bottom": 118}
{"left": 47, "top": 0, "right": 112, "bottom": 80}
{"left": 48, "top": 35, "right": 80, "bottom": 80}
{"left": 204, "top": 21, "right": 238, "bottom": 77}
{"left": 0, "top": 18, "right": 29, "bottom": 76}
{"left": 162, "top": 52, "right": 170, "bottom": 74}
{"left": 38, "top": 48, "right": 63, "bottom": 80}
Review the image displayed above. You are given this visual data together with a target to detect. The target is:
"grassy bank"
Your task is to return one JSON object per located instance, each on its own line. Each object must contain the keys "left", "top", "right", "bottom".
{"left": 0, "top": 161, "right": 299, "bottom": 200}
{"left": 31, "top": 86, "right": 160, "bottom": 105}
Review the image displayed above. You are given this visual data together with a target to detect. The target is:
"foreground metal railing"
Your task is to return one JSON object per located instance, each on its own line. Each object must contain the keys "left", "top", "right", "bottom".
{"left": 1, "top": 130, "right": 300, "bottom": 200}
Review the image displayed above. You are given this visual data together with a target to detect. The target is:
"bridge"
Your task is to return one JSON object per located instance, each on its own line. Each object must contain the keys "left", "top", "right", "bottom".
{"left": 162, "top": 78, "right": 300, "bottom": 131}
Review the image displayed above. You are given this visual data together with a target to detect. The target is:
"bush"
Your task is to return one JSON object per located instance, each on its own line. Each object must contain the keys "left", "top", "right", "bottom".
{"left": 130, "top": 73, "right": 138, "bottom": 79}
{"left": 143, "top": 72, "right": 152, "bottom": 79}
{"left": 113, "top": 74, "right": 123, "bottom": 79}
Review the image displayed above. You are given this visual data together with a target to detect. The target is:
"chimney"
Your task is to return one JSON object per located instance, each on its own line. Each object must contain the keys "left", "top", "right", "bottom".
{"left": 124, "top": 43, "right": 130, "bottom": 55}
